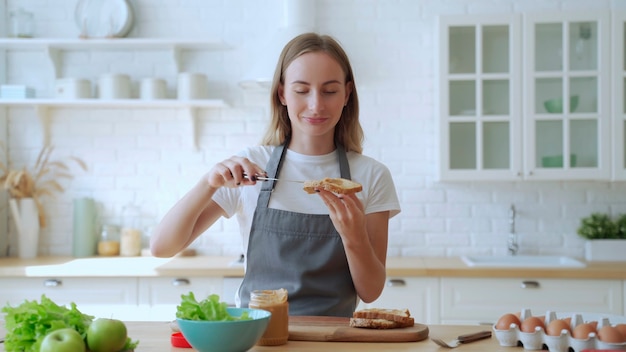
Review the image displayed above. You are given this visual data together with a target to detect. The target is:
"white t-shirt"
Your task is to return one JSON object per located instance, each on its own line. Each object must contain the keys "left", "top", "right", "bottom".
{"left": 211, "top": 146, "right": 401, "bottom": 253}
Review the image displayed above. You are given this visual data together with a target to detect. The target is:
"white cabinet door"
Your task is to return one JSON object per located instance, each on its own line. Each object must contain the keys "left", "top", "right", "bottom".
{"left": 524, "top": 11, "right": 611, "bottom": 180}
{"left": 137, "top": 277, "right": 223, "bottom": 321}
{"left": 358, "top": 277, "right": 440, "bottom": 324}
{"left": 438, "top": 14, "right": 522, "bottom": 181}
{"left": 0, "top": 277, "right": 141, "bottom": 320}
{"left": 438, "top": 11, "right": 613, "bottom": 181}
{"left": 0, "top": 277, "right": 138, "bottom": 307}
{"left": 440, "top": 278, "right": 623, "bottom": 325}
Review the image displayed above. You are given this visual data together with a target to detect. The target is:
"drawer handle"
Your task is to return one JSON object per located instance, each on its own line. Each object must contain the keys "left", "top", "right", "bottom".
{"left": 43, "top": 279, "right": 62, "bottom": 287}
{"left": 172, "top": 278, "right": 191, "bottom": 286}
{"left": 520, "top": 280, "right": 540, "bottom": 289}
{"left": 386, "top": 279, "right": 406, "bottom": 287}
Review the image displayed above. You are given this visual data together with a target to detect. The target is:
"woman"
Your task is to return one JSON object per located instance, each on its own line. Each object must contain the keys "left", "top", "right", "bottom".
{"left": 151, "top": 33, "right": 400, "bottom": 317}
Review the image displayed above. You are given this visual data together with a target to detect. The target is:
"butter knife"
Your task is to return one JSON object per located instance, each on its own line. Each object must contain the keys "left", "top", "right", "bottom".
{"left": 243, "top": 173, "right": 305, "bottom": 184}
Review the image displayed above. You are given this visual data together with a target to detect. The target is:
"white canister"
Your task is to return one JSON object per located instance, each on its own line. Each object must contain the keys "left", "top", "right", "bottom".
{"left": 177, "top": 72, "right": 208, "bottom": 100}
{"left": 98, "top": 74, "right": 131, "bottom": 99}
{"left": 140, "top": 78, "right": 167, "bottom": 100}
{"left": 55, "top": 78, "right": 92, "bottom": 99}
{"left": 120, "top": 228, "right": 142, "bottom": 256}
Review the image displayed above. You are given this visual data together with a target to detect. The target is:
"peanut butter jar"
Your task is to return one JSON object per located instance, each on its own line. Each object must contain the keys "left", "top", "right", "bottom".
{"left": 249, "top": 289, "right": 289, "bottom": 346}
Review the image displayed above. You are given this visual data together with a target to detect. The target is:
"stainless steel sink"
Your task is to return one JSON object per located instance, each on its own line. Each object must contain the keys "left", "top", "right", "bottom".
{"left": 461, "top": 255, "right": 586, "bottom": 268}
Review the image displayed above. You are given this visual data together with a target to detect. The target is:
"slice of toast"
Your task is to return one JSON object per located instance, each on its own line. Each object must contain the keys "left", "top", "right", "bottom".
{"left": 303, "top": 178, "right": 363, "bottom": 195}
{"left": 350, "top": 308, "right": 415, "bottom": 329}
{"left": 349, "top": 318, "right": 406, "bottom": 329}
{"left": 352, "top": 308, "right": 412, "bottom": 324}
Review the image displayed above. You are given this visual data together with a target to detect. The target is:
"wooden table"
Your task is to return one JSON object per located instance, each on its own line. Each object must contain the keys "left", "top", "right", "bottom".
{"left": 123, "top": 321, "right": 512, "bottom": 351}
{"left": 0, "top": 320, "right": 517, "bottom": 351}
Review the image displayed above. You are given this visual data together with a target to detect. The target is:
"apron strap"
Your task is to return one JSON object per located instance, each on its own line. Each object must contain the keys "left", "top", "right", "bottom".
{"left": 257, "top": 141, "right": 288, "bottom": 208}
{"left": 337, "top": 144, "right": 351, "bottom": 180}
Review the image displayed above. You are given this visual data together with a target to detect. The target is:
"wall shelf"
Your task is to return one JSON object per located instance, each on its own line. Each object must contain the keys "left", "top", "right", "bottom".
{"left": 0, "top": 98, "right": 228, "bottom": 108}
{"left": 0, "top": 37, "right": 231, "bottom": 77}
{"left": 0, "top": 99, "right": 228, "bottom": 150}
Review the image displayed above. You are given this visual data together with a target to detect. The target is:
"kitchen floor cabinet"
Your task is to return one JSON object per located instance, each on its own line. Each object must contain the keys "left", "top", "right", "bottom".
{"left": 438, "top": 11, "right": 615, "bottom": 181}
{"left": 440, "top": 277, "right": 624, "bottom": 325}
{"left": 358, "top": 277, "right": 440, "bottom": 324}
{"left": 0, "top": 277, "right": 139, "bottom": 321}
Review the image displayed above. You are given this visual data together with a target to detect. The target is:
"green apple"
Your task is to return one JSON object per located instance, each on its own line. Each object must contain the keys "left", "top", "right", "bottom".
{"left": 40, "top": 328, "right": 86, "bottom": 352}
{"left": 86, "top": 318, "right": 128, "bottom": 352}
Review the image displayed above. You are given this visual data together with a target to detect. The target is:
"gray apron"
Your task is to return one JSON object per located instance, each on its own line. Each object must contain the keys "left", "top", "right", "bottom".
{"left": 238, "top": 142, "right": 357, "bottom": 317}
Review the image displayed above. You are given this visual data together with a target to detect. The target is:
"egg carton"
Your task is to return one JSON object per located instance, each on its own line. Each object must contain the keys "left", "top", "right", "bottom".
{"left": 492, "top": 309, "right": 626, "bottom": 352}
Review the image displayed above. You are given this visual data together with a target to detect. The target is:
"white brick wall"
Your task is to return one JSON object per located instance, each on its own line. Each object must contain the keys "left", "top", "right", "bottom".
{"left": 2, "top": 0, "right": 624, "bottom": 258}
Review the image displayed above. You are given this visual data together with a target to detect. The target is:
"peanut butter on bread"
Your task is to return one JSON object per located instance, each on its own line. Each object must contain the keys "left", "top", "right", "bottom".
{"left": 303, "top": 178, "right": 363, "bottom": 194}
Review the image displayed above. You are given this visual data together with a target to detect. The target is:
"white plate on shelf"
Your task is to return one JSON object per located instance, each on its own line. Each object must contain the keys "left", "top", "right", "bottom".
{"left": 75, "top": 0, "right": 134, "bottom": 38}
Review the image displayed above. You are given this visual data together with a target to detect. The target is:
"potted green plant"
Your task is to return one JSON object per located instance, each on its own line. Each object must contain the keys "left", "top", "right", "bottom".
{"left": 577, "top": 213, "right": 626, "bottom": 262}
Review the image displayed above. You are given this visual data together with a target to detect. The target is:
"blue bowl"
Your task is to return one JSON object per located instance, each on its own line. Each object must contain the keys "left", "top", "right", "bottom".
{"left": 177, "top": 308, "right": 271, "bottom": 352}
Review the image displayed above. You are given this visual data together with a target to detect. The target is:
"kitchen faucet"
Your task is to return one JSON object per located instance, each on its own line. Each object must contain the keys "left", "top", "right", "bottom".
{"left": 508, "top": 204, "right": 518, "bottom": 256}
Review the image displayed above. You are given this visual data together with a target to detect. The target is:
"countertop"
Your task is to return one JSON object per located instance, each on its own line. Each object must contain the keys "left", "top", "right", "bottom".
{"left": 0, "top": 255, "right": 625, "bottom": 279}
{"left": 0, "top": 320, "right": 513, "bottom": 352}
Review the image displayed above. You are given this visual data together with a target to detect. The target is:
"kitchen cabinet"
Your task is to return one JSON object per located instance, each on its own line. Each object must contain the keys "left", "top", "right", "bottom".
{"left": 137, "top": 277, "right": 223, "bottom": 321}
{"left": 0, "top": 276, "right": 238, "bottom": 321}
{"left": 523, "top": 12, "right": 610, "bottom": 180}
{"left": 440, "top": 277, "right": 623, "bottom": 325}
{"left": 438, "top": 14, "right": 522, "bottom": 181}
{"left": 0, "top": 277, "right": 138, "bottom": 307}
{"left": 358, "top": 277, "right": 440, "bottom": 324}
{"left": 438, "top": 11, "right": 613, "bottom": 181}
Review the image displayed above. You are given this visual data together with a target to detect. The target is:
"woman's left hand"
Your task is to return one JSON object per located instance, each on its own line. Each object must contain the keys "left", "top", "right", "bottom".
{"left": 317, "top": 190, "right": 366, "bottom": 243}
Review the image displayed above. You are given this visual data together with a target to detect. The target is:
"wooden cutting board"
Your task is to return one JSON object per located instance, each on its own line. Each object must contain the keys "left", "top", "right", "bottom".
{"left": 288, "top": 316, "right": 429, "bottom": 342}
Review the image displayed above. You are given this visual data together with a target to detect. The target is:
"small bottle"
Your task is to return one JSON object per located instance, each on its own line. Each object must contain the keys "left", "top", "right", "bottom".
{"left": 120, "top": 204, "right": 142, "bottom": 256}
{"left": 97, "top": 224, "right": 120, "bottom": 256}
{"left": 249, "top": 289, "right": 289, "bottom": 346}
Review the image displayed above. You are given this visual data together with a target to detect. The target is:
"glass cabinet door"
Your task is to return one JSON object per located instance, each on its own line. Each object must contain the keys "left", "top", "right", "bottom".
{"left": 439, "top": 15, "right": 521, "bottom": 181}
{"left": 613, "top": 13, "right": 626, "bottom": 180}
{"left": 525, "top": 13, "right": 610, "bottom": 180}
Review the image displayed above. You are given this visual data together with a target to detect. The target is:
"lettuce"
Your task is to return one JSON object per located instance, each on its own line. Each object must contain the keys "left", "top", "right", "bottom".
{"left": 175, "top": 292, "right": 250, "bottom": 321}
{"left": 1, "top": 295, "right": 94, "bottom": 352}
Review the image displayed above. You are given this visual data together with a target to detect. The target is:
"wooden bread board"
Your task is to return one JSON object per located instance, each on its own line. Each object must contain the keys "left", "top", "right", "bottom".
{"left": 288, "top": 316, "right": 429, "bottom": 342}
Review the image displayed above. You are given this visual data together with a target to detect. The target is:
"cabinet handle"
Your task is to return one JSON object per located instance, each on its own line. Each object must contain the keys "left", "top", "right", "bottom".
{"left": 386, "top": 279, "right": 406, "bottom": 287}
{"left": 43, "top": 279, "right": 62, "bottom": 287}
{"left": 172, "top": 278, "right": 191, "bottom": 286}
{"left": 520, "top": 280, "right": 540, "bottom": 289}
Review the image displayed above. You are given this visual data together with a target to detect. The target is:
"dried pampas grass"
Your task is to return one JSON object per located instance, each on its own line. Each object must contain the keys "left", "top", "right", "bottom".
{"left": 0, "top": 143, "right": 87, "bottom": 227}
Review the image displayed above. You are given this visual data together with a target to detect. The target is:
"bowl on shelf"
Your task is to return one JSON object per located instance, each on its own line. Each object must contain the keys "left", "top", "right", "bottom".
{"left": 541, "top": 154, "right": 577, "bottom": 168}
{"left": 176, "top": 308, "right": 271, "bottom": 352}
{"left": 543, "top": 95, "right": 579, "bottom": 113}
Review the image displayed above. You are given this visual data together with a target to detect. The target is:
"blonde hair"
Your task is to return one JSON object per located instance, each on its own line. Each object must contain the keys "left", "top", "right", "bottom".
{"left": 260, "top": 33, "right": 363, "bottom": 153}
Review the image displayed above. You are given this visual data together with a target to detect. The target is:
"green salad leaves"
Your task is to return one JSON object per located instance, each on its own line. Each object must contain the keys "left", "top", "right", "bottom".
{"left": 1, "top": 295, "right": 139, "bottom": 352}
{"left": 176, "top": 292, "right": 251, "bottom": 321}
{"left": 1, "top": 295, "right": 94, "bottom": 352}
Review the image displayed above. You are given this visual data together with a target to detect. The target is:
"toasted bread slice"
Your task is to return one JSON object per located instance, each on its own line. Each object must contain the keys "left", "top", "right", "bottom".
{"left": 349, "top": 308, "right": 415, "bottom": 329}
{"left": 352, "top": 308, "right": 413, "bottom": 324}
{"left": 349, "top": 318, "right": 405, "bottom": 329}
{"left": 303, "top": 177, "right": 362, "bottom": 195}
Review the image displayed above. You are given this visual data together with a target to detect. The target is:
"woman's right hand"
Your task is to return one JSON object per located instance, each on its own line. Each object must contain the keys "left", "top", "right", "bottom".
{"left": 206, "top": 156, "right": 267, "bottom": 189}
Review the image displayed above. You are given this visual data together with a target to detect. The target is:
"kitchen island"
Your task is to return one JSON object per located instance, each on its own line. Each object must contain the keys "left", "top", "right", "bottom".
{"left": 0, "top": 321, "right": 511, "bottom": 351}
